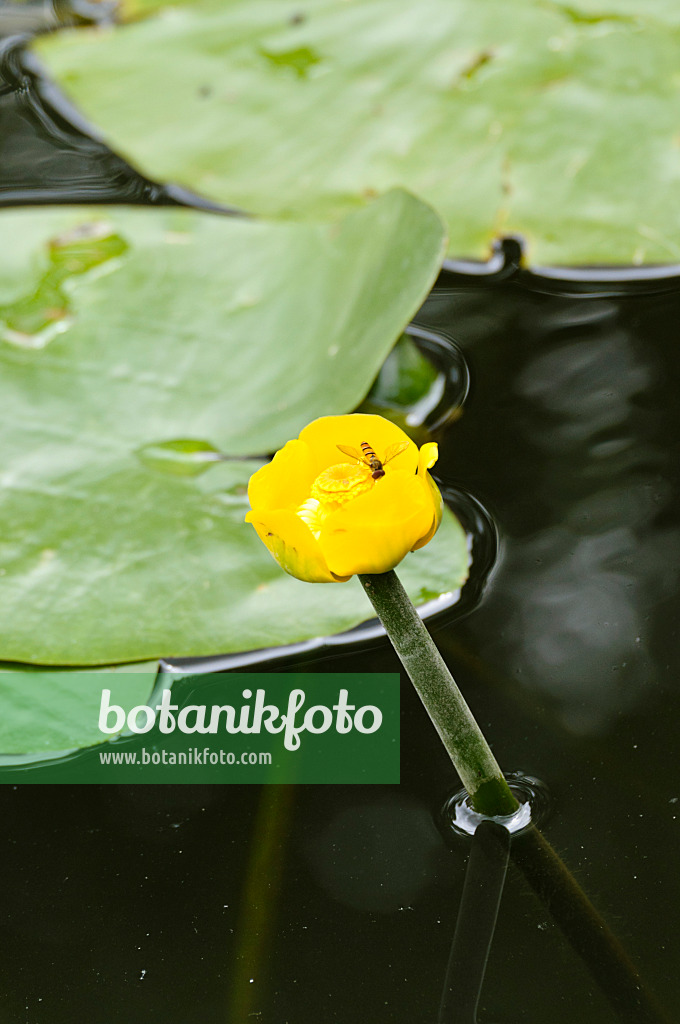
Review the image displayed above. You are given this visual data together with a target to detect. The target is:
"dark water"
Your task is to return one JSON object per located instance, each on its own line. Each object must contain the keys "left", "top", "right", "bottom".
{"left": 1, "top": 15, "right": 679, "bottom": 1023}
{"left": 0, "top": 33, "right": 230, "bottom": 211}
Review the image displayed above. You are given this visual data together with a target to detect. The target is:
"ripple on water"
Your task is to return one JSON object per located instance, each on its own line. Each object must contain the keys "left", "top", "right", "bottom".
{"left": 441, "top": 773, "right": 552, "bottom": 840}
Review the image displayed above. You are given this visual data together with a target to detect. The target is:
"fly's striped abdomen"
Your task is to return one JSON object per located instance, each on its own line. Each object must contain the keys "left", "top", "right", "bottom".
{"left": 360, "top": 442, "right": 384, "bottom": 478}
{"left": 335, "top": 439, "right": 409, "bottom": 481}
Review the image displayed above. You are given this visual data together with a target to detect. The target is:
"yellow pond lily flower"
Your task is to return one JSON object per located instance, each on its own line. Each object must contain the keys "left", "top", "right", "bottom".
{"left": 245, "top": 414, "right": 443, "bottom": 582}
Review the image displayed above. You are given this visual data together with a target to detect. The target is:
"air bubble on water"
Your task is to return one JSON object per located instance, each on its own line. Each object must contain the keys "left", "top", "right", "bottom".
{"left": 441, "top": 772, "right": 551, "bottom": 839}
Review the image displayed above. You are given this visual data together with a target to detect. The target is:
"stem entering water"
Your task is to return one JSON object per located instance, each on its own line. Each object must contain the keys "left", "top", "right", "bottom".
{"left": 359, "top": 570, "right": 518, "bottom": 817}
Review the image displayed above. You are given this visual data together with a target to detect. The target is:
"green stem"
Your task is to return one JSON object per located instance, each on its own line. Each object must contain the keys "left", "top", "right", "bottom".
{"left": 359, "top": 570, "right": 518, "bottom": 817}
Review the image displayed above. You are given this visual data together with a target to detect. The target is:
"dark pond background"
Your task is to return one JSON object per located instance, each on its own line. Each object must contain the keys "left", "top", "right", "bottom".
{"left": 1, "top": 17, "right": 679, "bottom": 1024}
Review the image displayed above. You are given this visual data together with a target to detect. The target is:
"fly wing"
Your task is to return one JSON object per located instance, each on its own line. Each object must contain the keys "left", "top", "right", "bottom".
{"left": 382, "top": 441, "right": 410, "bottom": 465}
{"left": 336, "top": 444, "right": 363, "bottom": 463}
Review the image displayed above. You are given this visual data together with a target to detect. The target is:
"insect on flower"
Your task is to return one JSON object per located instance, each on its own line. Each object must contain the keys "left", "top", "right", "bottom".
{"left": 245, "top": 414, "right": 442, "bottom": 581}
{"left": 336, "top": 440, "right": 409, "bottom": 480}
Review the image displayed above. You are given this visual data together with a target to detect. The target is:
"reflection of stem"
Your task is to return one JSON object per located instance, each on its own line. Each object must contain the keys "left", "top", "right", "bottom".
{"left": 226, "top": 785, "right": 295, "bottom": 1021}
{"left": 511, "top": 827, "right": 672, "bottom": 1024}
{"left": 439, "top": 820, "right": 510, "bottom": 1024}
{"left": 359, "top": 570, "right": 518, "bottom": 816}
{"left": 439, "top": 632, "right": 671, "bottom": 1020}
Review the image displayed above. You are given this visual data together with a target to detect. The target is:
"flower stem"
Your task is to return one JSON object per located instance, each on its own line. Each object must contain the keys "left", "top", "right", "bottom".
{"left": 359, "top": 570, "right": 518, "bottom": 817}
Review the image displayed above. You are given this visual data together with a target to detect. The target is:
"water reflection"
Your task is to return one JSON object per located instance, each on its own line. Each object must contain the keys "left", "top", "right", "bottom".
{"left": 305, "top": 795, "right": 444, "bottom": 913}
{"left": 0, "top": 35, "right": 232, "bottom": 209}
{"left": 0, "top": 0, "right": 115, "bottom": 38}
{"left": 495, "top": 525, "right": 670, "bottom": 733}
{"left": 418, "top": 283, "right": 680, "bottom": 736}
{"left": 438, "top": 820, "right": 509, "bottom": 1024}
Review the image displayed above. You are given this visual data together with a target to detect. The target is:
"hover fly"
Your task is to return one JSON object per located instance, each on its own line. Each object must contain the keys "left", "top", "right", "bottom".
{"left": 336, "top": 440, "right": 409, "bottom": 480}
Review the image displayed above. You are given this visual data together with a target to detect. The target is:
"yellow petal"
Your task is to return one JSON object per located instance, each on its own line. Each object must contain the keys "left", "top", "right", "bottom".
{"left": 412, "top": 442, "right": 443, "bottom": 550}
{"left": 247, "top": 439, "right": 316, "bottom": 513}
{"left": 318, "top": 471, "right": 436, "bottom": 577}
{"left": 410, "top": 473, "right": 443, "bottom": 550}
{"left": 418, "top": 442, "right": 439, "bottom": 473}
{"left": 245, "top": 508, "right": 350, "bottom": 583}
{"left": 299, "top": 414, "right": 418, "bottom": 476}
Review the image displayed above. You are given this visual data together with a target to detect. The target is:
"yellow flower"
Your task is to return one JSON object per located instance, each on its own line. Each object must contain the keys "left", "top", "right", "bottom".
{"left": 245, "top": 414, "right": 443, "bottom": 582}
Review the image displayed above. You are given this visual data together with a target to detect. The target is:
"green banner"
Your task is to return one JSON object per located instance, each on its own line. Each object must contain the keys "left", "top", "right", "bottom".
{"left": 0, "top": 672, "right": 400, "bottom": 783}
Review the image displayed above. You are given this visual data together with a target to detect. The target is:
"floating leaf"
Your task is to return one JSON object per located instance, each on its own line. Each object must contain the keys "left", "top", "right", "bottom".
{"left": 33, "top": 0, "right": 680, "bottom": 264}
{"left": 0, "top": 664, "right": 159, "bottom": 758}
{"left": 0, "top": 194, "right": 466, "bottom": 665}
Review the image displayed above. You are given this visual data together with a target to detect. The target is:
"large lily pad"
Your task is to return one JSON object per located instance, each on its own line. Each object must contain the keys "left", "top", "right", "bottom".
{"left": 33, "top": 0, "right": 680, "bottom": 265}
{"left": 0, "top": 194, "right": 468, "bottom": 665}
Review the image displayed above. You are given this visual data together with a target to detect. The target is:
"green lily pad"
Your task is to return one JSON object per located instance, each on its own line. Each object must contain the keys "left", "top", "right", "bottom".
{"left": 33, "top": 0, "right": 680, "bottom": 264}
{"left": 0, "top": 193, "right": 467, "bottom": 665}
{"left": 0, "top": 664, "right": 159, "bottom": 758}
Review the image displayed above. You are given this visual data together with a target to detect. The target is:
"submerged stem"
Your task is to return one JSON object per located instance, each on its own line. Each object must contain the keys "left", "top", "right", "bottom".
{"left": 359, "top": 570, "right": 517, "bottom": 816}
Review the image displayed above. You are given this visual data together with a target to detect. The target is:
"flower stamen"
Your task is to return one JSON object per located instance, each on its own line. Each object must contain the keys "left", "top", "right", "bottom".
{"left": 296, "top": 461, "right": 375, "bottom": 535}
{"left": 311, "top": 462, "right": 374, "bottom": 509}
